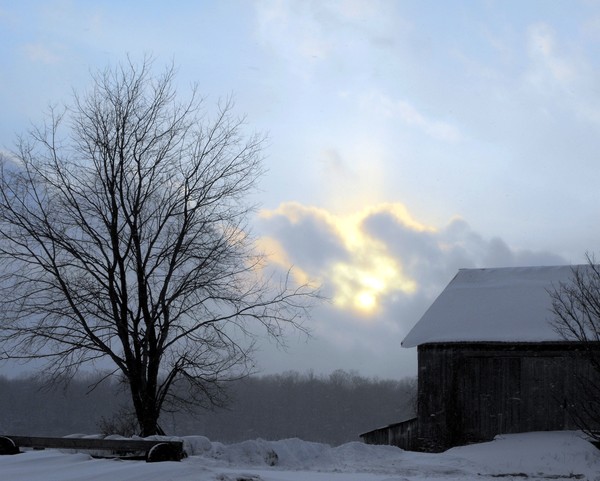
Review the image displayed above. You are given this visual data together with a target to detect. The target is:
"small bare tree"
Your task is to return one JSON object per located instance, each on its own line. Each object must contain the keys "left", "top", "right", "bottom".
{"left": 0, "top": 58, "right": 315, "bottom": 436}
{"left": 549, "top": 257, "right": 600, "bottom": 441}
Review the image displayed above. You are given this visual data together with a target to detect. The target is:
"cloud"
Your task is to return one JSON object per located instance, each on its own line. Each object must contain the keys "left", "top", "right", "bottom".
{"left": 252, "top": 0, "right": 404, "bottom": 82}
{"left": 318, "top": 148, "right": 355, "bottom": 180}
{"left": 256, "top": 202, "right": 567, "bottom": 378}
{"left": 259, "top": 203, "right": 430, "bottom": 315}
{"left": 363, "top": 214, "right": 566, "bottom": 298}
{"left": 526, "top": 23, "right": 576, "bottom": 88}
{"left": 258, "top": 203, "right": 350, "bottom": 275}
{"left": 253, "top": 0, "right": 333, "bottom": 80}
{"left": 21, "top": 43, "right": 62, "bottom": 64}
{"left": 261, "top": 202, "right": 567, "bottom": 314}
{"left": 362, "top": 91, "right": 462, "bottom": 142}
{"left": 522, "top": 22, "right": 600, "bottom": 127}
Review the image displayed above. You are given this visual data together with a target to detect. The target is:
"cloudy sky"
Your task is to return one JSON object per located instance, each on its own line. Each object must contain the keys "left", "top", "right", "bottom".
{"left": 1, "top": 0, "right": 600, "bottom": 379}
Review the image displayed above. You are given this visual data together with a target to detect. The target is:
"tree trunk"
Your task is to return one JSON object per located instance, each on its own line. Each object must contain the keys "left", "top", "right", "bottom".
{"left": 139, "top": 408, "right": 161, "bottom": 437}
{"left": 129, "top": 377, "right": 162, "bottom": 437}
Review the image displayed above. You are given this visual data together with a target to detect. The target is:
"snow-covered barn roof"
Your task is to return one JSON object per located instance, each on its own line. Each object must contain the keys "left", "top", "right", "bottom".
{"left": 401, "top": 265, "right": 581, "bottom": 348}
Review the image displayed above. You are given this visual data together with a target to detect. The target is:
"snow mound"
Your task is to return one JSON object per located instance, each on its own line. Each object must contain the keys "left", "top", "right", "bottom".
{"left": 181, "top": 432, "right": 600, "bottom": 478}
{"left": 257, "top": 438, "right": 333, "bottom": 468}
{"left": 446, "top": 431, "right": 600, "bottom": 479}
{"left": 182, "top": 435, "right": 213, "bottom": 456}
{"left": 184, "top": 437, "right": 334, "bottom": 469}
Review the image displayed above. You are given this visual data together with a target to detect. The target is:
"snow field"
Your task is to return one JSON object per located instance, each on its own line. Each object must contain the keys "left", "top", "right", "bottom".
{"left": 0, "top": 430, "right": 598, "bottom": 481}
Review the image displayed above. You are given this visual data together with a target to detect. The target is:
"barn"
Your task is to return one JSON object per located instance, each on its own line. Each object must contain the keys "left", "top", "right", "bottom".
{"left": 360, "top": 266, "right": 600, "bottom": 452}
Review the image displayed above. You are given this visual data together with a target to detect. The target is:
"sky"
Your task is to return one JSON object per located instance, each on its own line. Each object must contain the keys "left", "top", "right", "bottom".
{"left": 1, "top": 0, "right": 600, "bottom": 380}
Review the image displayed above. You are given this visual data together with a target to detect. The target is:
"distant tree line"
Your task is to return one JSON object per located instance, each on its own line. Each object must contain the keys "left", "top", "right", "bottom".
{"left": 0, "top": 370, "right": 415, "bottom": 446}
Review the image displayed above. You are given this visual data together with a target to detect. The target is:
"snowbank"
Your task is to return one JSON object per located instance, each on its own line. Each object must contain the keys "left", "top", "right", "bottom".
{"left": 446, "top": 431, "right": 600, "bottom": 478}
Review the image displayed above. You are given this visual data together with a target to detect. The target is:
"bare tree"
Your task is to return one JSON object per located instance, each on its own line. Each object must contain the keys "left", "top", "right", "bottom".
{"left": 0, "top": 58, "right": 315, "bottom": 436}
{"left": 549, "top": 257, "right": 600, "bottom": 441}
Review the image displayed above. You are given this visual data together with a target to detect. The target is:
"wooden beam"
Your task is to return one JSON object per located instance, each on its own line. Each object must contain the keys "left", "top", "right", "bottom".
{"left": 1, "top": 435, "right": 184, "bottom": 461}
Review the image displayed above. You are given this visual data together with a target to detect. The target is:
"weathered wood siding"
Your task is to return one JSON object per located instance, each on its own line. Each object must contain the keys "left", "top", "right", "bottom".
{"left": 417, "top": 342, "right": 600, "bottom": 452}
{"left": 360, "top": 425, "right": 390, "bottom": 445}
{"left": 360, "top": 417, "right": 418, "bottom": 451}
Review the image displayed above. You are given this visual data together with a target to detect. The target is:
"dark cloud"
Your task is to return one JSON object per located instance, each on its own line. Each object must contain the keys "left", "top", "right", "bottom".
{"left": 258, "top": 204, "right": 349, "bottom": 273}
{"left": 363, "top": 213, "right": 567, "bottom": 295}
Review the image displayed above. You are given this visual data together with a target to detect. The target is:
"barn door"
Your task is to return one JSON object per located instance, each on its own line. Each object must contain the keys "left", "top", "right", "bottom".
{"left": 458, "top": 356, "right": 522, "bottom": 443}
{"left": 520, "top": 356, "right": 566, "bottom": 432}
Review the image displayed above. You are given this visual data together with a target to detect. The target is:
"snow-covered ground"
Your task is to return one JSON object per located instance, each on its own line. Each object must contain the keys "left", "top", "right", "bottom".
{"left": 0, "top": 431, "right": 598, "bottom": 481}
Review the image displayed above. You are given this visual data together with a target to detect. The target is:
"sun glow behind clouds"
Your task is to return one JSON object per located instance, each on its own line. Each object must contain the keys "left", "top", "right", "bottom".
{"left": 329, "top": 235, "right": 416, "bottom": 314}
{"left": 259, "top": 203, "right": 425, "bottom": 315}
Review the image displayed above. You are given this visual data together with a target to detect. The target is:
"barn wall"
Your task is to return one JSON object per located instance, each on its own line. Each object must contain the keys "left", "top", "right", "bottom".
{"left": 417, "top": 342, "right": 600, "bottom": 452}
{"left": 360, "top": 417, "right": 418, "bottom": 450}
